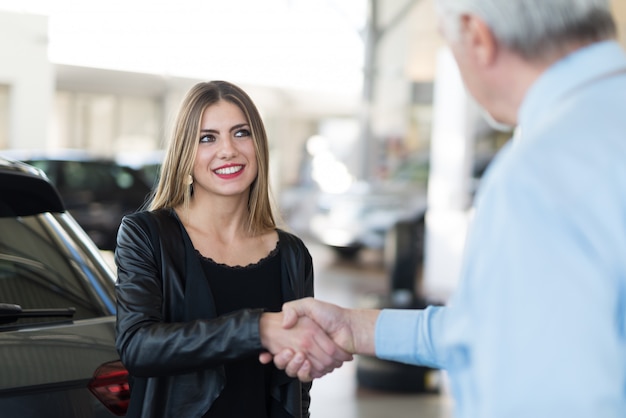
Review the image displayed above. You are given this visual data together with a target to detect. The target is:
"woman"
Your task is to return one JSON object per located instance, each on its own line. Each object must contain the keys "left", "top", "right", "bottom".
{"left": 114, "top": 81, "right": 348, "bottom": 418}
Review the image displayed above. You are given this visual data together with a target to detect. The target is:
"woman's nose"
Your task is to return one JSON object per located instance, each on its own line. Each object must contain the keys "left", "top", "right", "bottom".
{"left": 217, "top": 138, "right": 237, "bottom": 158}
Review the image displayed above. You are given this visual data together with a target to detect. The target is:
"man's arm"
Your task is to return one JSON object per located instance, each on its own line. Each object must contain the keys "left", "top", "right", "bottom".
{"left": 268, "top": 298, "right": 450, "bottom": 381}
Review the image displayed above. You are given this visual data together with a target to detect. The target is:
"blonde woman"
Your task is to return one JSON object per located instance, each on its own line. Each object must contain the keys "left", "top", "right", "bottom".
{"left": 115, "top": 81, "right": 349, "bottom": 418}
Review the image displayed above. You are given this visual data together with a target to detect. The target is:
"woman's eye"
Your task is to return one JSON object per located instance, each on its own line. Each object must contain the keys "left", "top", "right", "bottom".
{"left": 234, "top": 129, "right": 251, "bottom": 138}
{"left": 199, "top": 134, "right": 215, "bottom": 143}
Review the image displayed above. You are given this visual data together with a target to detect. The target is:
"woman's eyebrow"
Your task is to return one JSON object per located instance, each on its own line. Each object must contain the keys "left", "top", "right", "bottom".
{"left": 229, "top": 123, "right": 250, "bottom": 132}
{"left": 199, "top": 123, "right": 249, "bottom": 134}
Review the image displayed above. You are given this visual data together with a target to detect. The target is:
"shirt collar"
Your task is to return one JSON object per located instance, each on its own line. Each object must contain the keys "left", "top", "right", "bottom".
{"left": 517, "top": 40, "right": 626, "bottom": 139}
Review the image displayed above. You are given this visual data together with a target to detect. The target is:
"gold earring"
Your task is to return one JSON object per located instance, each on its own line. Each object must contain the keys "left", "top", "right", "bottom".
{"left": 186, "top": 174, "right": 193, "bottom": 185}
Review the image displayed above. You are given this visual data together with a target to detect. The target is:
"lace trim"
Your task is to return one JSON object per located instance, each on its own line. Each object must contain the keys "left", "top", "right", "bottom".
{"left": 195, "top": 241, "right": 280, "bottom": 270}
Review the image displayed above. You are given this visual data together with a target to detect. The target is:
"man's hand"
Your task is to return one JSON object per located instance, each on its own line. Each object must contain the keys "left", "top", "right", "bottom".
{"left": 282, "top": 297, "right": 357, "bottom": 353}
{"left": 260, "top": 297, "right": 380, "bottom": 381}
{"left": 258, "top": 311, "right": 352, "bottom": 379}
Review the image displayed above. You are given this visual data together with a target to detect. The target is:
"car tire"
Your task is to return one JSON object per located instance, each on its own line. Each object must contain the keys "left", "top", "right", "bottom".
{"left": 356, "top": 355, "right": 440, "bottom": 393}
{"left": 385, "top": 214, "right": 425, "bottom": 292}
{"left": 331, "top": 245, "right": 361, "bottom": 259}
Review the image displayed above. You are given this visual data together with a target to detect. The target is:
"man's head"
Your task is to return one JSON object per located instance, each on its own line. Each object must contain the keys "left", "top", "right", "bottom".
{"left": 433, "top": 0, "right": 617, "bottom": 125}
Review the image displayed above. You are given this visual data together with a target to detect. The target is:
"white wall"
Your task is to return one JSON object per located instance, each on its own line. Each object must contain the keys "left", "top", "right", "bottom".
{"left": 0, "top": 85, "right": 8, "bottom": 148}
{"left": 0, "top": 11, "right": 54, "bottom": 149}
{"left": 0, "top": 12, "right": 325, "bottom": 196}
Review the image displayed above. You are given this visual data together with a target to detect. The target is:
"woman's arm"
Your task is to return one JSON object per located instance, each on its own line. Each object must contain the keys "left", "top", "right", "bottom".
{"left": 115, "top": 215, "right": 267, "bottom": 377}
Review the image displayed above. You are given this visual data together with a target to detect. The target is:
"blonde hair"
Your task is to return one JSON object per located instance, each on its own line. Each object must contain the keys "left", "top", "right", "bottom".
{"left": 149, "top": 81, "right": 276, "bottom": 235}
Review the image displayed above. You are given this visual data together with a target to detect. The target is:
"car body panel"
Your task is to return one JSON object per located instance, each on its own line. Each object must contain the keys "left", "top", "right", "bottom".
{"left": 0, "top": 318, "right": 117, "bottom": 390}
{"left": 0, "top": 386, "right": 116, "bottom": 418}
{"left": 0, "top": 156, "right": 127, "bottom": 417}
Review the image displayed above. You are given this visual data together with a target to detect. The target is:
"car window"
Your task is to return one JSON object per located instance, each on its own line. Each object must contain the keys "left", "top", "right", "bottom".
{"left": 27, "top": 160, "right": 58, "bottom": 184}
{"left": 61, "top": 161, "right": 116, "bottom": 192}
{"left": 60, "top": 161, "right": 146, "bottom": 192}
{"left": 0, "top": 215, "right": 106, "bottom": 323}
{"left": 138, "top": 163, "right": 161, "bottom": 187}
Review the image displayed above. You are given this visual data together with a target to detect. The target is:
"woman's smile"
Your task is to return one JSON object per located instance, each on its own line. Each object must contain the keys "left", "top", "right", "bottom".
{"left": 214, "top": 163, "right": 245, "bottom": 178}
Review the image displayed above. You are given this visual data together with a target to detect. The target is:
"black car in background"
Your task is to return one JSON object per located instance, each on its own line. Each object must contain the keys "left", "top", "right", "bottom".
{"left": 0, "top": 150, "right": 153, "bottom": 251}
{"left": 0, "top": 156, "right": 128, "bottom": 417}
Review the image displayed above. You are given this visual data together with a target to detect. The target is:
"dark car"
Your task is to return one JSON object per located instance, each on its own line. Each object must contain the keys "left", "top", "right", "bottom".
{"left": 0, "top": 156, "right": 129, "bottom": 417}
{"left": 1, "top": 150, "right": 153, "bottom": 251}
{"left": 116, "top": 150, "right": 164, "bottom": 188}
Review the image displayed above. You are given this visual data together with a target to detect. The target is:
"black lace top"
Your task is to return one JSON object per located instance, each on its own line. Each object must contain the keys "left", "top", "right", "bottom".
{"left": 199, "top": 243, "right": 290, "bottom": 418}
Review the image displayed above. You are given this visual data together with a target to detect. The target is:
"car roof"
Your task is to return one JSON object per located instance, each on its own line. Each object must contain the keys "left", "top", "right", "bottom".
{"left": 0, "top": 156, "right": 65, "bottom": 217}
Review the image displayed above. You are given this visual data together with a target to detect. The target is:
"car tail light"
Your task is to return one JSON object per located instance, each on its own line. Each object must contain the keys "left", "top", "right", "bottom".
{"left": 88, "top": 360, "right": 130, "bottom": 416}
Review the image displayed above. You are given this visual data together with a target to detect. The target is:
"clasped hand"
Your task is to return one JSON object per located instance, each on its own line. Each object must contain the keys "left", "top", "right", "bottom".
{"left": 259, "top": 297, "right": 359, "bottom": 382}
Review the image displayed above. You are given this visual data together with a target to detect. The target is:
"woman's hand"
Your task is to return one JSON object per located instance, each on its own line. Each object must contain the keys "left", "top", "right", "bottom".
{"left": 259, "top": 311, "right": 353, "bottom": 379}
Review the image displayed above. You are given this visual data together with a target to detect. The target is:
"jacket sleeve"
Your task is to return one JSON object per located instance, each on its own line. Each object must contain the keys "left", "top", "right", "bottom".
{"left": 300, "top": 236, "right": 314, "bottom": 416}
{"left": 301, "top": 261, "right": 314, "bottom": 417}
{"left": 114, "top": 214, "right": 264, "bottom": 378}
{"left": 279, "top": 230, "right": 315, "bottom": 301}
{"left": 280, "top": 231, "right": 315, "bottom": 417}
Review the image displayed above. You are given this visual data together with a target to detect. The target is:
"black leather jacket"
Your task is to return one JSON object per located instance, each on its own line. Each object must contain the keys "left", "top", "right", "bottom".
{"left": 115, "top": 209, "right": 313, "bottom": 418}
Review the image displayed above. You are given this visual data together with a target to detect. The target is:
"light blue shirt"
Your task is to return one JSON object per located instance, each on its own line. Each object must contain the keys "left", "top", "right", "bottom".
{"left": 375, "top": 40, "right": 626, "bottom": 418}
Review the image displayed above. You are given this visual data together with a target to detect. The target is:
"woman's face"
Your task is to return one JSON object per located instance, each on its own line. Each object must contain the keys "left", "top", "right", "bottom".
{"left": 191, "top": 100, "right": 258, "bottom": 199}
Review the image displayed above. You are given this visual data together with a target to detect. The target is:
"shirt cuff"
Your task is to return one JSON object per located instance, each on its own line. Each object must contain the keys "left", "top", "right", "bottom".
{"left": 374, "top": 306, "right": 446, "bottom": 368}
{"left": 374, "top": 309, "right": 421, "bottom": 363}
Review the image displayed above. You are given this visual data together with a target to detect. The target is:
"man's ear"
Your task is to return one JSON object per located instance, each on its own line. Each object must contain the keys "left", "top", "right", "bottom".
{"left": 461, "top": 14, "right": 498, "bottom": 66}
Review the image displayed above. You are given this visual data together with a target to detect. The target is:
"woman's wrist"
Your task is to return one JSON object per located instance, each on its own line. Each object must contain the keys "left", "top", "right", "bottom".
{"left": 259, "top": 312, "right": 281, "bottom": 349}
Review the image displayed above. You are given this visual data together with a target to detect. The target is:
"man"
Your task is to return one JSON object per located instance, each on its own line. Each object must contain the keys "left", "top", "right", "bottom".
{"left": 262, "top": 0, "right": 626, "bottom": 416}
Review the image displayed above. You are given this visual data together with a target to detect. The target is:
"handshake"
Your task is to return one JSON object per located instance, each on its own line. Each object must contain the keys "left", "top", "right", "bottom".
{"left": 258, "top": 297, "right": 380, "bottom": 382}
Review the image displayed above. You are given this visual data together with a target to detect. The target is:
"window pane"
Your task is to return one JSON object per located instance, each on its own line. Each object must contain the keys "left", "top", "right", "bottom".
{"left": 0, "top": 215, "right": 102, "bottom": 322}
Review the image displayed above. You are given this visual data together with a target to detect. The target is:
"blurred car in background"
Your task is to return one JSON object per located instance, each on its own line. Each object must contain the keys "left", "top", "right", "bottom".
{"left": 0, "top": 149, "right": 153, "bottom": 251}
{"left": 308, "top": 152, "right": 494, "bottom": 259}
{"left": 310, "top": 180, "right": 428, "bottom": 258}
{"left": 115, "top": 149, "right": 164, "bottom": 189}
{"left": 308, "top": 154, "right": 430, "bottom": 259}
{"left": 0, "top": 156, "right": 128, "bottom": 417}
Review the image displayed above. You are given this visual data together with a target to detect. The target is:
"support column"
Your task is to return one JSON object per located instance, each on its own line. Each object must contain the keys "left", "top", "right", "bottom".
{"left": 422, "top": 47, "right": 482, "bottom": 301}
{"left": 0, "top": 11, "right": 54, "bottom": 150}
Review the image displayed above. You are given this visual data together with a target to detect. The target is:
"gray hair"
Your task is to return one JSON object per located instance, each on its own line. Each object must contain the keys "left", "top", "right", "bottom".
{"left": 435, "top": 0, "right": 616, "bottom": 61}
